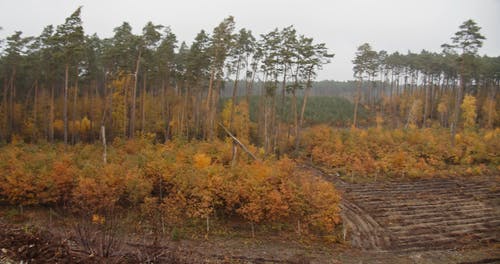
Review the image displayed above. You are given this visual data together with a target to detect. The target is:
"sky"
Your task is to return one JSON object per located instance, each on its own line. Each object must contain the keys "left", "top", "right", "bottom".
{"left": 0, "top": 0, "right": 499, "bottom": 81}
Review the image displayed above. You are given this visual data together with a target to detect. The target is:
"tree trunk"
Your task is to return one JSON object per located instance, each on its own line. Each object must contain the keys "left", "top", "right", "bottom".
{"left": 141, "top": 75, "right": 146, "bottom": 134}
{"left": 276, "top": 67, "right": 287, "bottom": 158}
{"left": 271, "top": 80, "right": 278, "bottom": 155}
{"left": 205, "top": 69, "right": 215, "bottom": 140}
{"left": 245, "top": 61, "right": 253, "bottom": 106}
{"left": 89, "top": 80, "right": 95, "bottom": 142}
{"left": 423, "top": 74, "right": 429, "bottom": 128}
{"left": 8, "top": 66, "right": 16, "bottom": 139}
{"left": 33, "top": 79, "right": 38, "bottom": 141}
{"left": 292, "top": 86, "right": 298, "bottom": 153}
{"left": 101, "top": 125, "right": 107, "bottom": 164}
{"left": 295, "top": 76, "right": 312, "bottom": 150}
{"left": 229, "top": 60, "right": 241, "bottom": 131}
{"left": 210, "top": 78, "right": 222, "bottom": 141}
{"left": 2, "top": 78, "right": 9, "bottom": 141}
{"left": 72, "top": 68, "right": 78, "bottom": 144}
{"left": 161, "top": 79, "right": 167, "bottom": 141}
{"left": 353, "top": 78, "right": 362, "bottom": 128}
{"left": 49, "top": 84, "right": 54, "bottom": 142}
{"left": 130, "top": 50, "right": 141, "bottom": 138}
{"left": 451, "top": 58, "right": 465, "bottom": 147}
{"left": 182, "top": 85, "right": 189, "bottom": 138}
{"left": 64, "top": 64, "right": 69, "bottom": 144}
{"left": 123, "top": 76, "right": 129, "bottom": 137}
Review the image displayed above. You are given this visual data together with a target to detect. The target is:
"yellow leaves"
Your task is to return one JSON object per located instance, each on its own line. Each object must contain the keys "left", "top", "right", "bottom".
{"left": 482, "top": 98, "right": 497, "bottom": 128}
{"left": 21, "top": 119, "right": 36, "bottom": 138}
{"left": 72, "top": 163, "right": 127, "bottom": 212}
{"left": 69, "top": 120, "right": 80, "bottom": 135}
{"left": 275, "top": 156, "right": 296, "bottom": 177}
{"left": 461, "top": 94, "right": 477, "bottom": 129}
{"left": 193, "top": 153, "right": 211, "bottom": 169}
{"left": 375, "top": 114, "right": 384, "bottom": 129}
{"left": 484, "top": 129, "right": 499, "bottom": 141}
{"left": 304, "top": 125, "right": 500, "bottom": 179}
{"left": 80, "top": 116, "right": 91, "bottom": 133}
{"left": 359, "top": 130, "right": 368, "bottom": 139}
{"left": 92, "top": 214, "right": 105, "bottom": 225}
{"left": 110, "top": 72, "right": 133, "bottom": 137}
{"left": 437, "top": 101, "right": 448, "bottom": 114}
{"left": 124, "top": 170, "right": 152, "bottom": 205}
{"left": 53, "top": 119, "right": 64, "bottom": 136}
{"left": 10, "top": 134, "right": 23, "bottom": 145}
{"left": 407, "top": 99, "right": 423, "bottom": 127}
{"left": 0, "top": 140, "right": 344, "bottom": 235}
{"left": 265, "top": 190, "right": 289, "bottom": 221}
{"left": 220, "top": 99, "right": 251, "bottom": 144}
{"left": 306, "top": 180, "right": 341, "bottom": 232}
{"left": 221, "top": 100, "right": 233, "bottom": 128}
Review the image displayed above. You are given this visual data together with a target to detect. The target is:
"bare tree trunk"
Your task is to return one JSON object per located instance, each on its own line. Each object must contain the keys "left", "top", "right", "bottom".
{"left": 141, "top": 75, "right": 146, "bottom": 134}
{"left": 295, "top": 77, "right": 312, "bottom": 150}
{"left": 368, "top": 74, "right": 373, "bottom": 107}
{"left": 292, "top": 86, "right": 298, "bottom": 152}
{"left": 430, "top": 75, "right": 438, "bottom": 122}
{"left": 1, "top": 79, "right": 8, "bottom": 141}
{"left": 451, "top": 59, "right": 465, "bottom": 147}
{"left": 423, "top": 74, "right": 429, "bottom": 128}
{"left": 8, "top": 67, "right": 16, "bottom": 139}
{"left": 72, "top": 68, "right": 78, "bottom": 144}
{"left": 229, "top": 60, "right": 241, "bottom": 130}
{"left": 276, "top": 67, "right": 288, "bottom": 158}
{"left": 264, "top": 94, "right": 269, "bottom": 153}
{"left": 210, "top": 78, "right": 222, "bottom": 141}
{"left": 205, "top": 69, "right": 215, "bottom": 140}
{"left": 258, "top": 78, "right": 266, "bottom": 148}
{"left": 33, "top": 79, "right": 38, "bottom": 141}
{"left": 271, "top": 80, "right": 278, "bottom": 155}
{"left": 89, "top": 80, "right": 95, "bottom": 142}
{"left": 353, "top": 78, "right": 362, "bottom": 128}
{"left": 182, "top": 85, "right": 189, "bottom": 139}
{"left": 130, "top": 50, "right": 141, "bottom": 138}
{"left": 245, "top": 61, "right": 253, "bottom": 106}
{"left": 161, "top": 79, "right": 167, "bottom": 141}
{"left": 101, "top": 125, "right": 107, "bottom": 164}
{"left": 64, "top": 64, "right": 69, "bottom": 144}
{"left": 49, "top": 83, "right": 54, "bottom": 142}
{"left": 123, "top": 76, "right": 129, "bottom": 137}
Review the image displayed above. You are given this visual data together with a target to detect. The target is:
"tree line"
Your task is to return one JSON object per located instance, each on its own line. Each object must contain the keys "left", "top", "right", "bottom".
{"left": 0, "top": 7, "right": 333, "bottom": 157}
{"left": 1, "top": 11, "right": 498, "bottom": 154}
{"left": 351, "top": 19, "right": 498, "bottom": 139}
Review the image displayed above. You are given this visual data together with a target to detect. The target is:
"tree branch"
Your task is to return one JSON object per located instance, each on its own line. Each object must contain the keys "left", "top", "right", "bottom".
{"left": 218, "top": 122, "right": 259, "bottom": 161}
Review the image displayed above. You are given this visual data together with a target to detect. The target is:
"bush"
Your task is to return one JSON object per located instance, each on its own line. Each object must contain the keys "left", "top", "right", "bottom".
{"left": 303, "top": 125, "right": 499, "bottom": 179}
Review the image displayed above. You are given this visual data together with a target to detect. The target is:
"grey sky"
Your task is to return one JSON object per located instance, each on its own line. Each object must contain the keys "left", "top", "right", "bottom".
{"left": 0, "top": 0, "right": 499, "bottom": 80}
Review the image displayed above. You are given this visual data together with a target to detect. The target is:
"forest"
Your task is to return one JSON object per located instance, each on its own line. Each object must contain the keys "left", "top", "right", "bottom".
{"left": 0, "top": 6, "right": 499, "bottom": 262}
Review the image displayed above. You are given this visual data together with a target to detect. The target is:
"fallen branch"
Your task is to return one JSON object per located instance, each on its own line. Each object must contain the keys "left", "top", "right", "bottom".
{"left": 218, "top": 122, "right": 259, "bottom": 161}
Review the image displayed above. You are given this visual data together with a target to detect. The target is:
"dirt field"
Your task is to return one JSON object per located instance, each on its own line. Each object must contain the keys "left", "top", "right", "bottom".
{"left": 306, "top": 165, "right": 500, "bottom": 252}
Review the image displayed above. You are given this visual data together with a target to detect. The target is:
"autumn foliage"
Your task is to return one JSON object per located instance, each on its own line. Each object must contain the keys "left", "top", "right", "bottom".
{"left": 0, "top": 139, "right": 341, "bottom": 235}
{"left": 302, "top": 124, "right": 499, "bottom": 179}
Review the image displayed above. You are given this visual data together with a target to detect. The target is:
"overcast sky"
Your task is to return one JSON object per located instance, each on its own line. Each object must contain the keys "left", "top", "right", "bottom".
{"left": 0, "top": 0, "right": 499, "bottom": 80}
